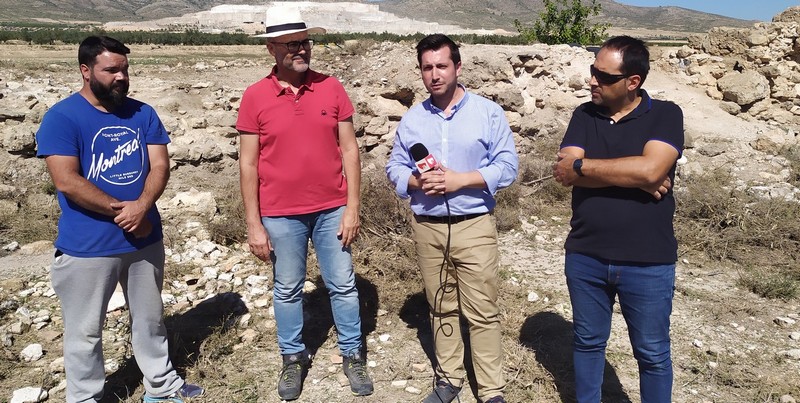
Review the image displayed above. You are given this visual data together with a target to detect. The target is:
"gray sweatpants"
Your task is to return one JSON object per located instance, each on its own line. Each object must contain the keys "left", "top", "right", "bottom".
{"left": 51, "top": 240, "right": 183, "bottom": 403}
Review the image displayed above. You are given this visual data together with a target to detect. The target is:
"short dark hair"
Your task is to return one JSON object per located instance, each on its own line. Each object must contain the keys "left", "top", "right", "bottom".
{"left": 416, "top": 34, "right": 461, "bottom": 66}
{"left": 601, "top": 35, "right": 649, "bottom": 88}
{"left": 78, "top": 36, "right": 130, "bottom": 67}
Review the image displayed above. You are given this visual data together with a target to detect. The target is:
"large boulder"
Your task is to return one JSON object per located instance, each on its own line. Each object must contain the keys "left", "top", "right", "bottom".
{"left": 163, "top": 188, "right": 218, "bottom": 220}
{"left": 750, "top": 128, "right": 797, "bottom": 154}
{"left": 717, "top": 71, "right": 770, "bottom": 105}
{"left": 476, "top": 82, "right": 524, "bottom": 112}
{"left": 364, "top": 97, "right": 407, "bottom": 121}
{"left": 169, "top": 133, "right": 225, "bottom": 165}
{"left": 693, "top": 27, "right": 751, "bottom": 56}
{"left": 461, "top": 47, "right": 516, "bottom": 86}
{"left": 0, "top": 122, "right": 36, "bottom": 155}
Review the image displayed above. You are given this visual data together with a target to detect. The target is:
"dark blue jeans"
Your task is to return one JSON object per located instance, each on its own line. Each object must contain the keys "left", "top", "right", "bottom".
{"left": 565, "top": 252, "right": 675, "bottom": 403}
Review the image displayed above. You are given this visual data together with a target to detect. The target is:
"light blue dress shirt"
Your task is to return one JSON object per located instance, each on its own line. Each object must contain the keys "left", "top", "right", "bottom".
{"left": 385, "top": 87, "right": 518, "bottom": 216}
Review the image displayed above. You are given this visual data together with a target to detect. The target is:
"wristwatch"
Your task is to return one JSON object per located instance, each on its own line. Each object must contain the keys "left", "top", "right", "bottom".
{"left": 573, "top": 158, "right": 585, "bottom": 177}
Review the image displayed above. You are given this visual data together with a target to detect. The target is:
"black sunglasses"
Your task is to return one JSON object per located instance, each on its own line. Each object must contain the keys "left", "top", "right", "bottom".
{"left": 590, "top": 65, "right": 629, "bottom": 85}
{"left": 270, "top": 39, "right": 314, "bottom": 53}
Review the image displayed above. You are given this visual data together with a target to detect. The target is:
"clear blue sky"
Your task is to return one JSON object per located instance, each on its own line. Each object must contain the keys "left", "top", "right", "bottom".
{"left": 617, "top": 0, "right": 798, "bottom": 21}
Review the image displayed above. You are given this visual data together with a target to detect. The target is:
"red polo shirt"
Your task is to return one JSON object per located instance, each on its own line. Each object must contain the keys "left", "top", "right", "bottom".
{"left": 237, "top": 68, "right": 355, "bottom": 216}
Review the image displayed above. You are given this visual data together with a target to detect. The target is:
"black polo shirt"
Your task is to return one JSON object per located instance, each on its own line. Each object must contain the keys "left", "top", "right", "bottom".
{"left": 560, "top": 90, "right": 684, "bottom": 264}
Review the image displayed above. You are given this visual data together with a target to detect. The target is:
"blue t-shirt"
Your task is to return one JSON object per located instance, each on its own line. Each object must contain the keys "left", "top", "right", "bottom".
{"left": 36, "top": 93, "right": 170, "bottom": 257}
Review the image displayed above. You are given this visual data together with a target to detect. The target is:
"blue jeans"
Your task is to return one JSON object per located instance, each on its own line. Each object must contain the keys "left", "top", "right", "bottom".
{"left": 565, "top": 252, "right": 675, "bottom": 403}
{"left": 262, "top": 206, "right": 362, "bottom": 356}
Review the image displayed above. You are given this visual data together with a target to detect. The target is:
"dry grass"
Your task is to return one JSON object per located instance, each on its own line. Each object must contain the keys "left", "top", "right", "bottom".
{"left": 738, "top": 267, "right": 799, "bottom": 300}
{"left": 0, "top": 162, "right": 59, "bottom": 248}
{"left": 678, "top": 328, "right": 799, "bottom": 402}
{"left": 784, "top": 143, "right": 800, "bottom": 188}
{"left": 207, "top": 177, "right": 247, "bottom": 246}
{"left": 675, "top": 165, "right": 800, "bottom": 299}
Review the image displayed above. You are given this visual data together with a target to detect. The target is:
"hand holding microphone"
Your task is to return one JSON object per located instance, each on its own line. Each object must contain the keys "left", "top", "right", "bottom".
{"left": 410, "top": 143, "right": 447, "bottom": 195}
{"left": 410, "top": 143, "right": 439, "bottom": 173}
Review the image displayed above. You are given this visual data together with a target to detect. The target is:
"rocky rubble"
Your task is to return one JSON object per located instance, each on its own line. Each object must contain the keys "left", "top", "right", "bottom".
{"left": 668, "top": 6, "right": 800, "bottom": 133}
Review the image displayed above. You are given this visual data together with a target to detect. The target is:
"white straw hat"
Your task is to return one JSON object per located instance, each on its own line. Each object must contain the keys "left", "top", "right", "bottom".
{"left": 254, "top": 7, "right": 325, "bottom": 38}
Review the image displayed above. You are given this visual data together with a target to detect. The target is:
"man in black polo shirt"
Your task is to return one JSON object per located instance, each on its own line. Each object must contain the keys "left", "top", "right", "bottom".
{"left": 552, "top": 35, "right": 683, "bottom": 403}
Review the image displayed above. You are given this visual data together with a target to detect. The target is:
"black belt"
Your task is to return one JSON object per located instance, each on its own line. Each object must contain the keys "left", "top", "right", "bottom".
{"left": 415, "top": 212, "right": 488, "bottom": 224}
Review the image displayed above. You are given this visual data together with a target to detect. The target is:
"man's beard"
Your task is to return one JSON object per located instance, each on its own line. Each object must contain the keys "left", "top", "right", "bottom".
{"left": 285, "top": 54, "right": 310, "bottom": 74}
{"left": 90, "top": 76, "right": 129, "bottom": 108}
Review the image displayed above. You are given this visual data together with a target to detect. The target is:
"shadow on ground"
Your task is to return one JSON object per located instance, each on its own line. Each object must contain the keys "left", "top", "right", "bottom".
{"left": 399, "top": 291, "right": 435, "bottom": 364}
{"left": 101, "top": 292, "right": 248, "bottom": 402}
{"left": 399, "top": 291, "right": 481, "bottom": 400}
{"left": 301, "top": 274, "right": 379, "bottom": 357}
{"left": 519, "top": 311, "right": 632, "bottom": 403}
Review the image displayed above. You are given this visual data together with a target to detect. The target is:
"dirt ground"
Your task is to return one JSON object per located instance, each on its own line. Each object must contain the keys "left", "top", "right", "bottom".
{"left": 1, "top": 43, "right": 799, "bottom": 403}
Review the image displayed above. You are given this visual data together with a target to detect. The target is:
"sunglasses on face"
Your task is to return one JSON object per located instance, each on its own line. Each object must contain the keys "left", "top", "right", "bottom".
{"left": 271, "top": 39, "right": 314, "bottom": 53}
{"left": 590, "top": 65, "right": 629, "bottom": 85}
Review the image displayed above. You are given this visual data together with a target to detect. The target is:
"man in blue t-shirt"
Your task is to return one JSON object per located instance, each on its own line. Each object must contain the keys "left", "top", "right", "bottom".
{"left": 552, "top": 36, "right": 684, "bottom": 403}
{"left": 35, "top": 36, "right": 203, "bottom": 403}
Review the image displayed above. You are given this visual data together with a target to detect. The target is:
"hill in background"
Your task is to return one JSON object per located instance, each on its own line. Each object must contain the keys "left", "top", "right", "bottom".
{"left": 0, "top": 0, "right": 756, "bottom": 34}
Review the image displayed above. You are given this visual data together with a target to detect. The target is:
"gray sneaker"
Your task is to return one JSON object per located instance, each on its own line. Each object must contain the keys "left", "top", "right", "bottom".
{"left": 422, "top": 380, "right": 461, "bottom": 403}
{"left": 278, "top": 352, "right": 309, "bottom": 401}
{"left": 342, "top": 351, "right": 374, "bottom": 396}
{"left": 142, "top": 382, "right": 204, "bottom": 402}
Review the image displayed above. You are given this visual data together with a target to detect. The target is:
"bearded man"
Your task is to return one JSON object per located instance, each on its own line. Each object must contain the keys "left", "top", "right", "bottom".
{"left": 36, "top": 35, "right": 203, "bottom": 403}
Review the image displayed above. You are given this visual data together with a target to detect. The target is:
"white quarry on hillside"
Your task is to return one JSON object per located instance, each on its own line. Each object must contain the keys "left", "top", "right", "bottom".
{"left": 103, "top": 1, "right": 510, "bottom": 35}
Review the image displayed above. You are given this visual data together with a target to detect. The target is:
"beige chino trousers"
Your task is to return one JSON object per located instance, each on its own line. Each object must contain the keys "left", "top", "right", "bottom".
{"left": 411, "top": 213, "right": 505, "bottom": 400}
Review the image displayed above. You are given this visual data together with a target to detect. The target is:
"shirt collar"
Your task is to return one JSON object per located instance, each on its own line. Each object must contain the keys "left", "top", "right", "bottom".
{"left": 625, "top": 89, "right": 652, "bottom": 121}
{"left": 266, "top": 66, "right": 319, "bottom": 96}
{"left": 423, "top": 84, "right": 469, "bottom": 117}
{"left": 592, "top": 89, "right": 652, "bottom": 122}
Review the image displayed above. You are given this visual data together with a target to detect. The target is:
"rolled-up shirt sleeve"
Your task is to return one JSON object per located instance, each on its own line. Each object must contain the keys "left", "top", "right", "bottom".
{"left": 385, "top": 128, "right": 414, "bottom": 199}
{"left": 477, "top": 106, "right": 518, "bottom": 195}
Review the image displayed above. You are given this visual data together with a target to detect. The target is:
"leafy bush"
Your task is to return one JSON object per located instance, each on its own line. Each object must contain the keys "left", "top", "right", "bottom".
{"left": 514, "top": 0, "right": 609, "bottom": 45}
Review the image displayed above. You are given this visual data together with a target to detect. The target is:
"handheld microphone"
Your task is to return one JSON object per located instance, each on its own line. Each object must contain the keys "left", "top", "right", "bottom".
{"left": 410, "top": 143, "right": 439, "bottom": 173}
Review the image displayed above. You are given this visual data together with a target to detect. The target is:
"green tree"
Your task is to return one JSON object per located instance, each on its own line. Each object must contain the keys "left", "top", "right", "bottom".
{"left": 515, "top": 0, "right": 609, "bottom": 45}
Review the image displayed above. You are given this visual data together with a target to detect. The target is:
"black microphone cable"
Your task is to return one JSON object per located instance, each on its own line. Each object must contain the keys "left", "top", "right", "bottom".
{"left": 429, "top": 193, "right": 465, "bottom": 402}
{"left": 409, "top": 142, "right": 465, "bottom": 399}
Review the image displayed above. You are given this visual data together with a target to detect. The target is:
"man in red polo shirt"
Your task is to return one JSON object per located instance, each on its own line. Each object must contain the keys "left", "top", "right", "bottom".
{"left": 236, "top": 7, "right": 372, "bottom": 401}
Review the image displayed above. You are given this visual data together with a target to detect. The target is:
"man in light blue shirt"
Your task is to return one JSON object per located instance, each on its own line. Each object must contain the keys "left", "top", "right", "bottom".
{"left": 385, "top": 34, "right": 517, "bottom": 403}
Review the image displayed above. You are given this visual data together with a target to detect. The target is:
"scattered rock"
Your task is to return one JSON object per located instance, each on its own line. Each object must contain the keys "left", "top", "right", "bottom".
{"left": 18, "top": 241, "right": 53, "bottom": 256}
{"left": 3, "top": 241, "right": 20, "bottom": 251}
{"left": 19, "top": 343, "right": 43, "bottom": 362}
{"left": 782, "top": 349, "right": 800, "bottom": 360}
{"left": 10, "top": 387, "right": 48, "bottom": 403}
{"left": 527, "top": 291, "right": 539, "bottom": 302}
{"left": 412, "top": 363, "right": 428, "bottom": 372}
{"left": 775, "top": 317, "right": 797, "bottom": 327}
{"left": 49, "top": 356, "right": 65, "bottom": 372}
{"left": 239, "top": 328, "right": 257, "bottom": 343}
